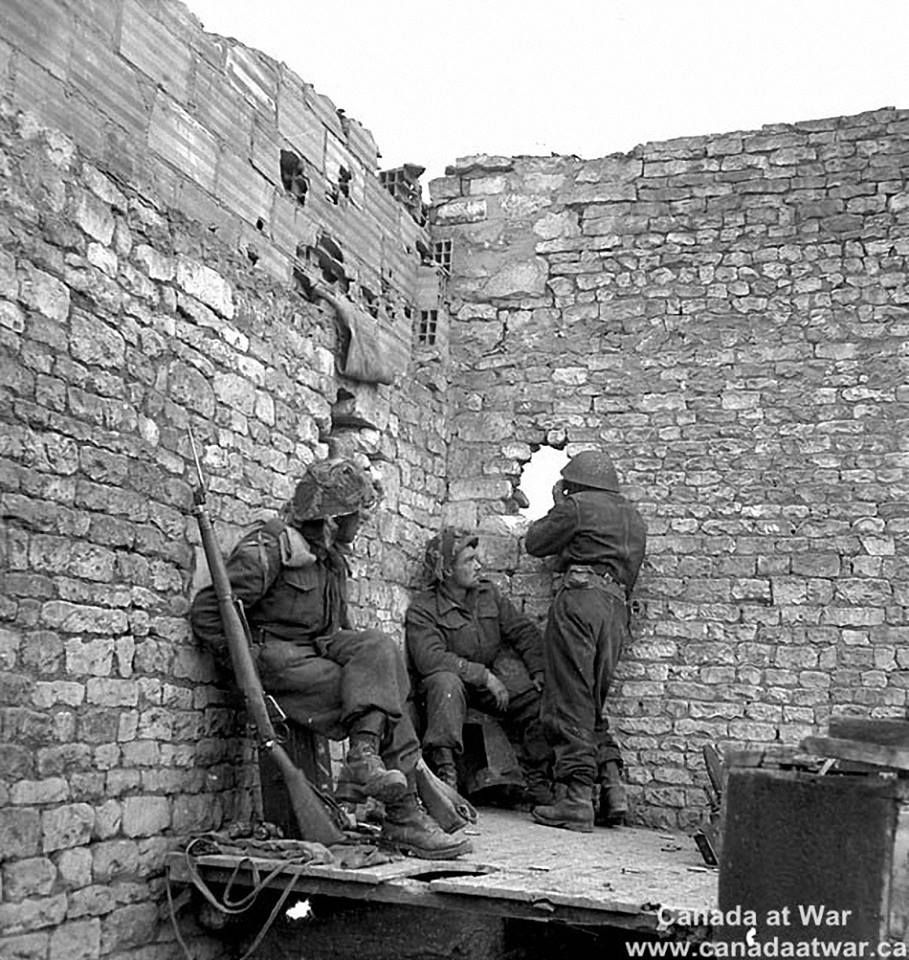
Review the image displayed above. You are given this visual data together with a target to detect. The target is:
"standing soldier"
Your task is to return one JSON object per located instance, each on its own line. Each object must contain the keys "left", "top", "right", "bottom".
{"left": 523, "top": 449, "right": 647, "bottom": 832}
{"left": 190, "top": 458, "right": 470, "bottom": 859}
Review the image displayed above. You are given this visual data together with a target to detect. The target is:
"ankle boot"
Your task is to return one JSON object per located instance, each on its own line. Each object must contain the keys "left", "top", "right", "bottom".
{"left": 522, "top": 766, "right": 554, "bottom": 807}
{"left": 335, "top": 735, "right": 408, "bottom": 803}
{"left": 531, "top": 781, "right": 594, "bottom": 833}
{"left": 597, "top": 761, "right": 628, "bottom": 827}
{"left": 430, "top": 747, "right": 458, "bottom": 790}
{"left": 381, "top": 793, "right": 473, "bottom": 859}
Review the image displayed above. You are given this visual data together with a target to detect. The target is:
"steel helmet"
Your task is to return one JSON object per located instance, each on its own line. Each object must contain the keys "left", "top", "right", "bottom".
{"left": 560, "top": 449, "right": 619, "bottom": 492}
{"left": 289, "top": 458, "right": 380, "bottom": 522}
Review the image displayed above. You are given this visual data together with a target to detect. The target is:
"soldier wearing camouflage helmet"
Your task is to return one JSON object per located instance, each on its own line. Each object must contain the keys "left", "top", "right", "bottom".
{"left": 523, "top": 448, "right": 647, "bottom": 833}
{"left": 191, "top": 457, "right": 470, "bottom": 859}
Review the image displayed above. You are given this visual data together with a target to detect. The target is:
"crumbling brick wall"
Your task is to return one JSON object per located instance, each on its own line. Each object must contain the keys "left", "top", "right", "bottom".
{"left": 432, "top": 110, "right": 909, "bottom": 828}
{"left": 0, "top": 1, "right": 449, "bottom": 957}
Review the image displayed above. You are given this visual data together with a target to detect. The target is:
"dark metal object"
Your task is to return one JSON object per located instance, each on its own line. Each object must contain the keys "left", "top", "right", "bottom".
{"left": 461, "top": 710, "right": 525, "bottom": 801}
{"left": 692, "top": 742, "right": 724, "bottom": 866}
{"left": 719, "top": 767, "right": 905, "bottom": 943}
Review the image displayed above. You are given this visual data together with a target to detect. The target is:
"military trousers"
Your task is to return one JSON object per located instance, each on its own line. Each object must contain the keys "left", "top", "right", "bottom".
{"left": 540, "top": 583, "right": 627, "bottom": 787}
{"left": 418, "top": 671, "right": 550, "bottom": 771}
{"left": 255, "top": 628, "right": 420, "bottom": 775}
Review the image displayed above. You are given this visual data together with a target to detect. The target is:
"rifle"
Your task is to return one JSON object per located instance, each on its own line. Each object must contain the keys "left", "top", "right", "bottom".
{"left": 188, "top": 430, "right": 344, "bottom": 846}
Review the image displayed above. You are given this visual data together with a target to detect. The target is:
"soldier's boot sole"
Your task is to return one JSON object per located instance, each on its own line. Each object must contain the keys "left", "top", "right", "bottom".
{"left": 531, "top": 808, "right": 594, "bottom": 833}
{"left": 380, "top": 830, "right": 473, "bottom": 860}
{"left": 335, "top": 768, "right": 408, "bottom": 804}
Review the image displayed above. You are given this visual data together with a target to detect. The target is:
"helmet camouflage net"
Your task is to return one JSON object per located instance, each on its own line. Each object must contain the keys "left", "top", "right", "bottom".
{"left": 560, "top": 449, "right": 619, "bottom": 492}
{"left": 289, "top": 458, "right": 381, "bottom": 522}
{"left": 422, "top": 526, "right": 479, "bottom": 586}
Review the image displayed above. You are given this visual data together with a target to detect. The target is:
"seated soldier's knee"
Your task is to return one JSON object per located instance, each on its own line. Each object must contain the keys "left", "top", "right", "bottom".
{"left": 421, "top": 671, "right": 464, "bottom": 698}
{"left": 355, "top": 629, "right": 400, "bottom": 663}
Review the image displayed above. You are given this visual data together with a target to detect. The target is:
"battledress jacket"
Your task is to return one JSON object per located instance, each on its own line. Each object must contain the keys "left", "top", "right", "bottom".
{"left": 190, "top": 513, "right": 358, "bottom": 659}
{"left": 406, "top": 579, "right": 544, "bottom": 693}
{"left": 524, "top": 489, "right": 647, "bottom": 591}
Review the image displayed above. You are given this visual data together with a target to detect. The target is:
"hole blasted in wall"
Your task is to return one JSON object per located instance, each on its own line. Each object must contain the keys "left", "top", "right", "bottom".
{"left": 280, "top": 149, "right": 309, "bottom": 205}
{"left": 518, "top": 445, "right": 570, "bottom": 521}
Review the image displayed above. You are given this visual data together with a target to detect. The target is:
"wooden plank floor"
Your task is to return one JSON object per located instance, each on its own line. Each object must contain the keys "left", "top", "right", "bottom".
{"left": 446, "top": 807, "right": 716, "bottom": 917}
{"left": 167, "top": 808, "right": 717, "bottom": 931}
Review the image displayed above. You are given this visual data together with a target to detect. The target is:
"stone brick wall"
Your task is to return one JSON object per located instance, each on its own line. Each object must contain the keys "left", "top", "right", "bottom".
{"left": 431, "top": 109, "right": 909, "bottom": 828}
{"left": 0, "top": 1, "right": 450, "bottom": 957}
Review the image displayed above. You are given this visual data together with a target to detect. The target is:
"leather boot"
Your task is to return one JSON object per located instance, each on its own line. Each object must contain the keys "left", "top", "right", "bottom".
{"left": 381, "top": 793, "right": 473, "bottom": 859}
{"left": 532, "top": 781, "right": 594, "bottom": 833}
{"left": 430, "top": 747, "right": 458, "bottom": 790}
{"left": 597, "top": 761, "right": 628, "bottom": 827}
{"left": 522, "top": 766, "right": 554, "bottom": 808}
{"left": 335, "top": 735, "right": 408, "bottom": 803}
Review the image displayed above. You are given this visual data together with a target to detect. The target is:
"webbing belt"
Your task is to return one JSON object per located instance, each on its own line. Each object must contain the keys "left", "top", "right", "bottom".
{"left": 558, "top": 565, "right": 627, "bottom": 603}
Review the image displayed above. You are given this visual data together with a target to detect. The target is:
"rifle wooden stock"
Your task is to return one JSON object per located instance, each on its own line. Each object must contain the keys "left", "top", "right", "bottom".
{"left": 192, "top": 499, "right": 344, "bottom": 845}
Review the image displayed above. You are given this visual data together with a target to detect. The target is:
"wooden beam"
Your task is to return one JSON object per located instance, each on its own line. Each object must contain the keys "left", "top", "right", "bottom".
{"left": 828, "top": 718, "right": 909, "bottom": 748}
{"left": 800, "top": 736, "right": 909, "bottom": 773}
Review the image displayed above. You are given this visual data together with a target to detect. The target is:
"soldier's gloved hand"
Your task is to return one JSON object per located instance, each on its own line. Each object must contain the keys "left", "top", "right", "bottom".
{"left": 485, "top": 671, "right": 509, "bottom": 711}
{"left": 531, "top": 671, "right": 545, "bottom": 693}
{"left": 551, "top": 479, "right": 567, "bottom": 501}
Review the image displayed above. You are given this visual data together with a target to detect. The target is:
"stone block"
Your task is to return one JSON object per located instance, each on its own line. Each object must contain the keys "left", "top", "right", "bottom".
{"left": 119, "top": 0, "right": 191, "bottom": 101}
{"left": 562, "top": 182, "right": 637, "bottom": 204}
{"left": 501, "top": 194, "right": 550, "bottom": 219}
{"left": 0, "top": 933, "right": 49, "bottom": 959}
{"left": 163, "top": 360, "right": 217, "bottom": 418}
{"left": 148, "top": 95, "right": 218, "bottom": 192}
{"left": 216, "top": 149, "right": 274, "bottom": 227}
{"left": 41, "top": 803, "right": 94, "bottom": 852}
{"left": 69, "top": 312, "right": 126, "bottom": 369}
{"left": 449, "top": 155, "right": 514, "bottom": 175}
{"left": 193, "top": 56, "right": 255, "bottom": 147}
{"left": 85, "top": 678, "right": 139, "bottom": 707}
{"left": 73, "top": 191, "right": 115, "bottom": 245}
{"left": 0, "top": 249, "right": 17, "bottom": 299}
{"left": 532, "top": 210, "right": 579, "bottom": 239}
{"left": 175, "top": 258, "right": 234, "bottom": 319}
{"left": 0, "top": 300, "right": 25, "bottom": 333}
{"left": 86, "top": 243, "right": 118, "bottom": 277}
{"left": 0, "top": 626, "right": 21, "bottom": 670}
{"left": 448, "top": 478, "right": 513, "bottom": 501}
{"left": 276, "top": 77, "right": 325, "bottom": 170}
{"left": 576, "top": 155, "right": 642, "bottom": 182}
{"left": 49, "top": 919, "right": 101, "bottom": 960}
{"left": 91, "top": 839, "right": 139, "bottom": 883}
{"left": 481, "top": 258, "right": 548, "bottom": 299}
{"left": 69, "top": 32, "right": 150, "bottom": 137}
{"left": 434, "top": 198, "right": 487, "bottom": 225}
{"left": 55, "top": 846, "right": 93, "bottom": 888}
{"left": 66, "top": 884, "right": 115, "bottom": 920}
{"left": 1, "top": 857, "right": 57, "bottom": 901}
{"left": 10, "top": 778, "right": 69, "bottom": 805}
{"left": 171, "top": 793, "right": 215, "bottom": 834}
{"left": 467, "top": 175, "right": 508, "bottom": 195}
{"left": 64, "top": 638, "right": 114, "bottom": 676}
{"left": 225, "top": 44, "right": 278, "bottom": 114}
{"left": 212, "top": 371, "right": 256, "bottom": 415}
{"left": 19, "top": 266, "right": 70, "bottom": 323}
{"left": 0, "top": 893, "right": 67, "bottom": 935}
{"left": 0, "top": 807, "right": 41, "bottom": 859}
{"left": 2, "top": 0, "right": 72, "bottom": 80}
{"left": 121, "top": 795, "right": 170, "bottom": 837}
